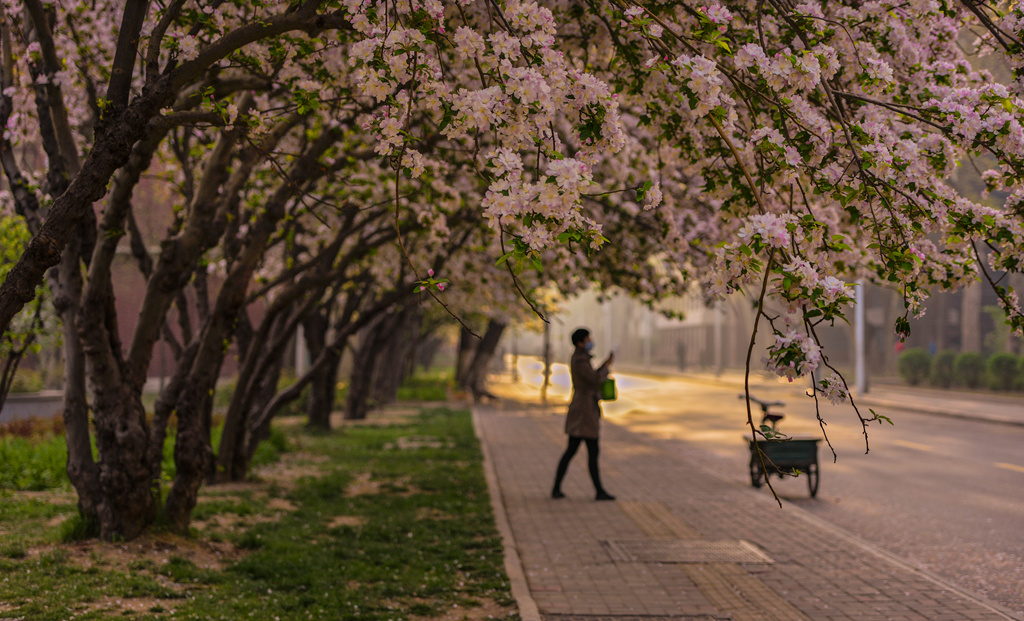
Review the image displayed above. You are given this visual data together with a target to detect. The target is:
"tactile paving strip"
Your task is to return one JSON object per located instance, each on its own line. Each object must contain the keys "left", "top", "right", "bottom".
{"left": 602, "top": 539, "right": 773, "bottom": 564}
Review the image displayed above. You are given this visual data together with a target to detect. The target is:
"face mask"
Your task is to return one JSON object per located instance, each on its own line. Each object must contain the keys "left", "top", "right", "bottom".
{"left": 584, "top": 341, "right": 595, "bottom": 352}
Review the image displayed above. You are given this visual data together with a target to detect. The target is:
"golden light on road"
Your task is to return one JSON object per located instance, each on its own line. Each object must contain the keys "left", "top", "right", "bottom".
{"left": 994, "top": 462, "right": 1024, "bottom": 474}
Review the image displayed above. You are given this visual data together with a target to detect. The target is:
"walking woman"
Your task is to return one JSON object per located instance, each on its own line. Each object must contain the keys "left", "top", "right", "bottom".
{"left": 551, "top": 328, "right": 616, "bottom": 501}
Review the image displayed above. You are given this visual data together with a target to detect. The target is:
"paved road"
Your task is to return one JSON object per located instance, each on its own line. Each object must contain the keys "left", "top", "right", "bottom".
{"left": 515, "top": 360, "right": 1024, "bottom": 616}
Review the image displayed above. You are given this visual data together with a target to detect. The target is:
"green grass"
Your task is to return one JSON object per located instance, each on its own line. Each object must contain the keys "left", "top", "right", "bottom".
{"left": 0, "top": 422, "right": 288, "bottom": 492}
{"left": 396, "top": 368, "right": 453, "bottom": 401}
{"left": 0, "top": 407, "right": 518, "bottom": 621}
{"left": 334, "top": 367, "right": 455, "bottom": 404}
{"left": 0, "top": 434, "right": 68, "bottom": 490}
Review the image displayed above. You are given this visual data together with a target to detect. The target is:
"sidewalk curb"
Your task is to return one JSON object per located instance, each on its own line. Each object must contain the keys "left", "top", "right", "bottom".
{"left": 858, "top": 396, "right": 1024, "bottom": 428}
{"left": 472, "top": 407, "right": 542, "bottom": 621}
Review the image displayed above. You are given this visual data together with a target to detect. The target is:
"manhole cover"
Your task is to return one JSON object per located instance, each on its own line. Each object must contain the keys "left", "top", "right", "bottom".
{"left": 603, "top": 539, "right": 773, "bottom": 564}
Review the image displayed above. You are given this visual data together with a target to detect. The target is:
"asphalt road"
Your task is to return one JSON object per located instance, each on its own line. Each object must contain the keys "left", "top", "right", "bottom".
{"left": 520, "top": 362, "right": 1024, "bottom": 617}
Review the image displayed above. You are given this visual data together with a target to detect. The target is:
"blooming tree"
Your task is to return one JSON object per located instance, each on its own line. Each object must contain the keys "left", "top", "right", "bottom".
{"left": 3, "top": 0, "right": 1024, "bottom": 529}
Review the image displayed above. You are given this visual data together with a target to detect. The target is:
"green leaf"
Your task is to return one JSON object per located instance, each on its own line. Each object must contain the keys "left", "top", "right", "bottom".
{"left": 869, "top": 408, "right": 894, "bottom": 426}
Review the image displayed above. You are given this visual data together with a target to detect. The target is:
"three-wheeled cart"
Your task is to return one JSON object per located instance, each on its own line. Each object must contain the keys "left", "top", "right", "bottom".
{"left": 748, "top": 438, "right": 820, "bottom": 497}
{"left": 741, "top": 394, "right": 821, "bottom": 498}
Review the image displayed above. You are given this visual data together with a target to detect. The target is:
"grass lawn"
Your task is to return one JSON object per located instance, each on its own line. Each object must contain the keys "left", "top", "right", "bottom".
{"left": 0, "top": 406, "right": 518, "bottom": 621}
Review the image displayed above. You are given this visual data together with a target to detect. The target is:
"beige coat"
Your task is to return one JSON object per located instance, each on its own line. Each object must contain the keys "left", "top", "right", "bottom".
{"left": 565, "top": 348, "right": 609, "bottom": 439}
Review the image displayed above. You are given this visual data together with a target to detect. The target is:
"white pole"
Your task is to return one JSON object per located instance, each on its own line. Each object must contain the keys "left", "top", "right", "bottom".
{"left": 855, "top": 281, "right": 867, "bottom": 395}
{"left": 713, "top": 301, "right": 723, "bottom": 375}
{"left": 604, "top": 298, "right": 613, "bottom": 355}
{"left": 296, "top": 323, "right": 308, "bottom": 377}
{"left": 643, "top": 308, "right": 652, "bottom": 370}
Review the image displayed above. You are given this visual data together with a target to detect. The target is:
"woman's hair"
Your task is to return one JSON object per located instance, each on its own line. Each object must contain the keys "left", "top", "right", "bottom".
{"left": 571, "top": 328, "right": 590, "bottom": 346}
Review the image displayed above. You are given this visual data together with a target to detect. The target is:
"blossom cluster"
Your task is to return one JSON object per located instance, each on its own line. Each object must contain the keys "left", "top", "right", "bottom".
{"left": 764, "top": 328, "right": 822, "bottom": 382}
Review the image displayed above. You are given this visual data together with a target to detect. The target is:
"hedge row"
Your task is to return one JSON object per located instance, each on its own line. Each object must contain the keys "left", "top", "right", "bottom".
{"left": 897, "top": 348, "right": 1024, "bottom": 390}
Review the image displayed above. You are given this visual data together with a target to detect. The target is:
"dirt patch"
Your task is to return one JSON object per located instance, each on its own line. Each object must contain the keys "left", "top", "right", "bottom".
{"left": 73, "top": 596, "right": 176, "bottom": 616}
{"left": 416, "top": 507, "right": 453, "bottom": 521}
{"left": 251, "top": 451, "right": 330, "bottom": 490}
{"left": 11, "top": 489, "right": 76, "bottom": 505}
{"left": 410, "top": 596, "right": 515, "bottom": 621}
{"left": 193, "top": 506, "right": 294, "bottom": 532}
{"left": 386, "top": 435, "right": 454, "bottom": 450}
{"left": 199, "top": 481, "right": 266, "bottom": 498}
{"left": 346, "top": 472, "right": 381, "bottom": 495}
{"left": 55, "top": 531, "right": 244, "bottom": 573}
{"left": 327, "top": 515, "right": 367, "bottom": 528}
{"left": 266, "top": 498, "right": 297, "bottom": 512}
{"left": 345, "top": 472, "right": 418, "bottom": 497}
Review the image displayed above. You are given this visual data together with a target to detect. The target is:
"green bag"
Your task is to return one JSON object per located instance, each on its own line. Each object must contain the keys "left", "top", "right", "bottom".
{"left": 600, "top": 377, "right": 617, "bottom": 401}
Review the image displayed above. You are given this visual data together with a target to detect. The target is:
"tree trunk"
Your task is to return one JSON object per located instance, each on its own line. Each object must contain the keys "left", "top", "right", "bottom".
{"left": 303, "top": 309, "right": 338, "bottom": 431}
{"left": 56, "top": 236, "right": 102, "bottom": 528}
{"left": 228, "top": 356, "right": 284, "bottom": 480}
{"left": 454, "top": 324, "right": 475, "bottom": 387}
{"left": 1006, "top": 274, "right": 1024, "bottom": 354}
{"left": 345, "top": 316, "right": 388, "bottom": 420}
{"left": 464, "top": 320, "right": 506, "bottom": 401}
{"left": 371, "top": 306, "right": 420, "bottom": 405}
{"left": 162, "top": 309, "right": 228, "bottom": 531}
{"left": 415, "top": 333, "right": 442, "bottom": 370}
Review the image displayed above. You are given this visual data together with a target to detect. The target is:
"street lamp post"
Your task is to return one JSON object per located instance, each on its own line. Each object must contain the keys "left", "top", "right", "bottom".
{"left": 855, "top": 281, "right": 868, "bottom": 395}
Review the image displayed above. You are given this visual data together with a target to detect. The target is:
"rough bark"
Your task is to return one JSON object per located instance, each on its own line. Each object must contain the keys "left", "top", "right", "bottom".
{"left": 463, "top": 319, "right": 506, "bottom": 401}
{"left": 303, "top": 308, "right": 339, "bottom": 431}
{"left": 454, "top": 325, "right": 475, "bottom": 387}
{"left": 238, "top": 285, "right": 405, "bottom": 459}
{"left": 56, "top": 236, "right": 101, "bottom": 527}
{"left": 345, "top": 326, "right": 382, "bottom": 421}
{"left": 228, "top": 356, "right": 284, "bottom": 480}
{"left": 164, "top": 128, "right": 341, "bottom": 528}
{"left": 372, "top": 305, "right": 421, "bottom": 405}
{"left": 148, "top": 340, "right": 198, "bottom": 482}
{"left": 216, "top": 308, "right": 299, "bottom": 481}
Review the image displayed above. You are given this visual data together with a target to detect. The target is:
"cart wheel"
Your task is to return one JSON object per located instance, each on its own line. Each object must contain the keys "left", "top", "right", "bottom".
{"left": 749, "top": 454, "right": 764, "bottom": 488}
{"left": 807, "top": 462, "right": 819, "bottom": 498}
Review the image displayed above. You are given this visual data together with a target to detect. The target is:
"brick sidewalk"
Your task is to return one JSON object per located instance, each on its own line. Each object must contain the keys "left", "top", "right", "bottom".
{"left": 474, "top": 399, "right": 1018, "bottom": 621}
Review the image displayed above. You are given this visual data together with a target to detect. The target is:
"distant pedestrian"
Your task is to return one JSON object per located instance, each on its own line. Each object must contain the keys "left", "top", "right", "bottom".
{"left": 551, "top": 328, "right": 616, "bottom": 501}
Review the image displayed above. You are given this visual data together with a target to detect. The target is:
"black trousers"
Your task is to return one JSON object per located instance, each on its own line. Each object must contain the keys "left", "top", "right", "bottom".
{"left": 553, "top": 436, "right": 604, "bottom": 493}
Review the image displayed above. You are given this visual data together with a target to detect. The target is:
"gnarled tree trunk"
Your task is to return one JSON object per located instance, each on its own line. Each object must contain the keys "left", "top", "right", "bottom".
{"left": 303, "top": 308, "right": 340, "bottom": 431}
{"left": 345, "top": 315, "right": 386, "bottom": 421}
{"left": 371, "top": 305, "right": 421, "bottom": 405}
{"left": 462, "top": 319, "right": 505, "bottom": 401}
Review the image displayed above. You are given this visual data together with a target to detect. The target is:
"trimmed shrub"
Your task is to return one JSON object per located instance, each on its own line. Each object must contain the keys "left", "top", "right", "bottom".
{"left": 897, "top": 348, "right": 931, "bottom": 386}
{"left": 987, "top": 352, "right": 1019, "bottom": 391}
{"left": 954, "top": 352, "right": 985, "bottom": 389}
{"left": 929, "top": 350, "right": 958, "bottom": 388}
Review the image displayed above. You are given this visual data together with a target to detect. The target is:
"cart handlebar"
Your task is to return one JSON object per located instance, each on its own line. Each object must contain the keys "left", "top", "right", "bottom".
{"left": 737, "top": 394, "right": 785, "bottom": 411}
